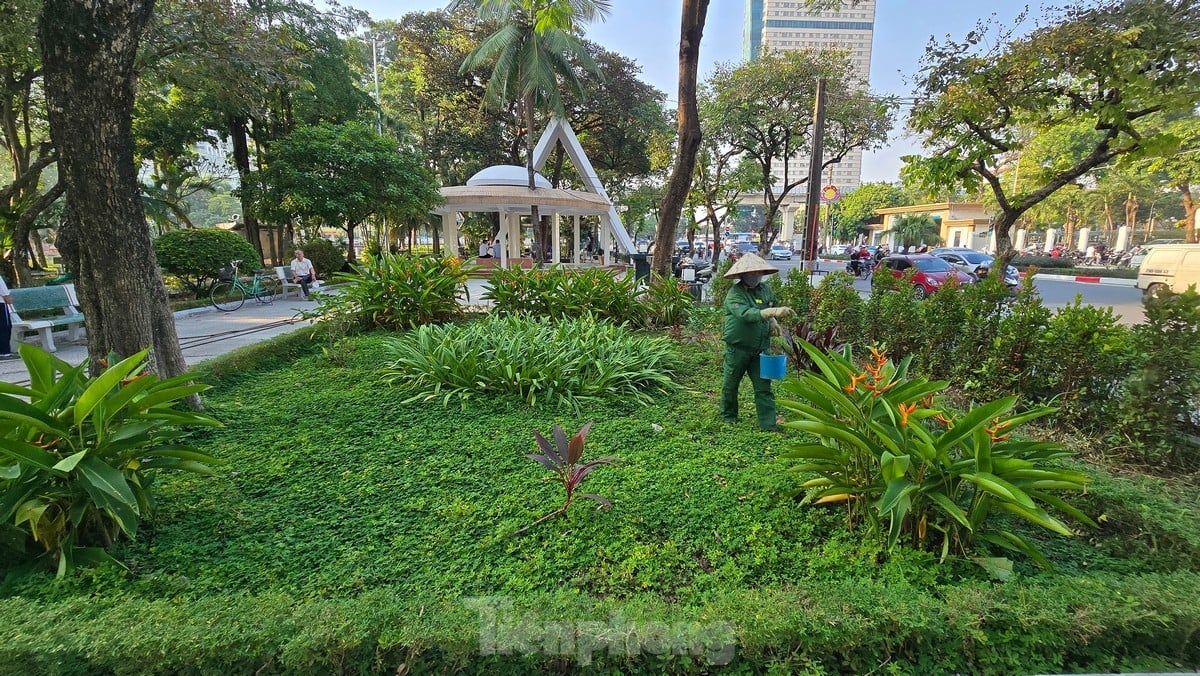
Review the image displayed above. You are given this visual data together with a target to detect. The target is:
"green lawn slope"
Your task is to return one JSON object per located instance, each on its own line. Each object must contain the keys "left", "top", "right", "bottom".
{"left": 2, "top": 331, "right": 1198, "bottom": 674}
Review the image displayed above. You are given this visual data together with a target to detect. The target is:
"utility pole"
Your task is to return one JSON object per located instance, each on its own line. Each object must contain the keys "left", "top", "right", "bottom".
{"left": 802, "top": 77, "right": 827, "bottom": 273}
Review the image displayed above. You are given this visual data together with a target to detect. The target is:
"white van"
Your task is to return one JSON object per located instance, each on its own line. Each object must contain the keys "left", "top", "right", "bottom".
{"left": 1136, "top": 244, "right": 1200, "bottom": 296}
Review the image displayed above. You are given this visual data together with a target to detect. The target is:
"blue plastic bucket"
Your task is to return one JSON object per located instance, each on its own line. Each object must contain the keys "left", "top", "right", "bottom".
{"left": 760, "top": 353, "right": 787, "bottom": 380}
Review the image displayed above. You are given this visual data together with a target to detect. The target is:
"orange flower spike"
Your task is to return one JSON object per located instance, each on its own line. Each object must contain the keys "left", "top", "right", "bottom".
{"left": 898, "top": 401, "right": 918, "bottom": 427}
{"left": 920, "top": 393, "right": 935, "bottom": 409}
{"left": 843, "top": 372, "right": 867, "bottom": 394}
{"left": 934, "top": 412, "right": 957, "bottom": 427}
{"left": 876, "top": 380, "right": 897, "bottom": 394}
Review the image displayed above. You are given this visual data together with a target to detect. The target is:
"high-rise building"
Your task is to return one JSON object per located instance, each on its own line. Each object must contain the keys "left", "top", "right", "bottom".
{"left": 742, "top": 0, "right": 876, "bottom": 194}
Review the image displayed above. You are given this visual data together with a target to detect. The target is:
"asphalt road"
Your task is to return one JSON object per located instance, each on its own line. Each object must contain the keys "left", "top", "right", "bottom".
{"left": 762, "top": 258, "right": 1147, "bottom": 326}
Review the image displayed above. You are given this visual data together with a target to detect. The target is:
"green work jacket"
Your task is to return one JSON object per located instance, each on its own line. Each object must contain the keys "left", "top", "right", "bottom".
{"left": 723, "top": 281, "right": 779, "bottom": 351}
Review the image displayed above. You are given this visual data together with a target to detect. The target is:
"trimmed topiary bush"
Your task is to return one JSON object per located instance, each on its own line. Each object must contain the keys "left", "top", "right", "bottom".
{"left": 295, "top": 238, "right": 346, "bottom": 278}
{"left": 153, "top": 228, "right": 260, "bottom": 298}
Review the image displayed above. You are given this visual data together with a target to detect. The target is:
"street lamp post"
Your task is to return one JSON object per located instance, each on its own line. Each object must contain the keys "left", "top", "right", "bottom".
{"left": 372, "top": 35, "right": 382, "bottom": 135}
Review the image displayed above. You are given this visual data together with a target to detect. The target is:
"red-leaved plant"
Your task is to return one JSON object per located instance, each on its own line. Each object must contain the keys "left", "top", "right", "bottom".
{"left": 517, "top": 421, "right": 614, "bottom": 535}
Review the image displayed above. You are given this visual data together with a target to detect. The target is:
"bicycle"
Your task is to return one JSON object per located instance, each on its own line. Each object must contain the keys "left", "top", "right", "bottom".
{"left": 210, "top": 260, "right": 281, "bottom": 312}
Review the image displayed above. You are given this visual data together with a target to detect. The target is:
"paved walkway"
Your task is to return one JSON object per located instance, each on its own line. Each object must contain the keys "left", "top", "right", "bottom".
{"left": 0, "top": 280, "right": 498, "bottom": 384}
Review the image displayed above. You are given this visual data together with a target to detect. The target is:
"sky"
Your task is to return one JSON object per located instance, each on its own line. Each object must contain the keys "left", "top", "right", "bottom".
{"left": 346, "top": 0, "right": 1042, "bottom": 183}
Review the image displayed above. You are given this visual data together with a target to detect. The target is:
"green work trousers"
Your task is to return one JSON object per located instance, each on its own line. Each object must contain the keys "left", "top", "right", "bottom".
{"left": 720, "top": 346, "right": 777, "bottom": 430}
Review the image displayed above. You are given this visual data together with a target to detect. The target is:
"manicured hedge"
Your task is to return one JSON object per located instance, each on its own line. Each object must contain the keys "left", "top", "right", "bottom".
{"left": 153, "top": 228, "right": 261, "bottom": 298}
{"left": 1, "top": 573, "right": 1197, "bottom": 674}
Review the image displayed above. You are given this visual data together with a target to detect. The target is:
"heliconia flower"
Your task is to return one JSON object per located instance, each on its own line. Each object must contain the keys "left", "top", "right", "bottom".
{"left": 843, "top": 372, "right": 868, "bottom": 393}
{"left": 898, "top": 401, "right": 918, "bottom": 427}
{"left": 934, "top": 411, "right": 957, "bottom": 427}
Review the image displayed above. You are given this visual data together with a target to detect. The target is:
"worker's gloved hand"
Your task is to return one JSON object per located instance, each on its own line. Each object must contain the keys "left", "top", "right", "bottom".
{"left": 769, "top": 318, "right": 782, "bottom": 337}
{"left": 760, "top": 306, "right": 793, "bottom": 319}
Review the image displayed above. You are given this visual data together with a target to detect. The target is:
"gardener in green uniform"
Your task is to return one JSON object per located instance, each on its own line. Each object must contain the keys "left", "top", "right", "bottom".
{"left": 720, "top": 253, "right": 793, "bottom": 431}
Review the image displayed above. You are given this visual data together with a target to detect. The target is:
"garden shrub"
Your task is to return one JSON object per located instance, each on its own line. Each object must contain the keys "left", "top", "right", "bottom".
{"left": 775, "top": 267, "right": 813, "bottom": 318}
{"left": 970, "top": 276, "right": 1052, "bottom": 399}
{"left": 916, "top": 278, "right": 969, "bottom": 380}
{"left": 380, "top": 315, "right": 679, "bottom": 411}
{"left": 485, "top": 266, "right": 646, "bottom": 326}
{"left": 1014, "top": 255, "right": 1074, "bottom": 269}
{"left": 1116, "top": 288, "right": 1200, "bottom": 468}
{"left": 642, "top": 274, "right": 694, "bottom": 328}
{"left": 295, "top": 237, "right": 346, "bottom": 277}
{"left": 808, "top": 272, "right": 866, "bottom": 348}
{"left": 1030, "top": 298, "right": 1134, "bottom": 428}
{"left": 866, "top": 274, "right": 925, "bottom": 361}
{"left": 778, "top": 342, "right": 1094, "bottom": 567}
{"left": 152, "top": 227, "right": 260, "bottom": 298}
{"left": 709, "top": 258, "right": 736, "bottom": 307}
{"left": 0, "top": 347, "right": 220, "bottom": 576}
{"left": 952, "top": 276, "right": 1020, "bottom": 397}
{"left": 333, "top": 252, "right": 469, "bottom": 330}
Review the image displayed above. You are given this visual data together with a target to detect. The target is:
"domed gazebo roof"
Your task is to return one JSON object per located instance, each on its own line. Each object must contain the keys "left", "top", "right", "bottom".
{"left": 466, "top": 165, "right": 552, "bottom": 189}
{"left": 435, "top": 164, "right": 610, "bottom": 216}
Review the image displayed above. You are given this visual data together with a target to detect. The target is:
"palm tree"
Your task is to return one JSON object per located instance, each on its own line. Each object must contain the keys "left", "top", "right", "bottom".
{"left": 449, "top": 0, "right": 610, "bottom": 262}
{"left": 881, "top": 213, "right": 943, "bottom": 249}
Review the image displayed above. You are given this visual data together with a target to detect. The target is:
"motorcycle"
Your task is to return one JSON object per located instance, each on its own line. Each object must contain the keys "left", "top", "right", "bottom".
{"left": 975, "top": 264, "right": 1021, "bottom": 293}
{"left": 845, "top": 258, "right": 870, "bottom": 278}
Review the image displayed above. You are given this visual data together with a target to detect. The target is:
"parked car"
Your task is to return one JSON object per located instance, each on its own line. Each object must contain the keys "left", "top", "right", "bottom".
{"left": 730, "top": 242, "right": 759, "bottom": 260}
{"left": 767, "top": 244, "right": 792, "bottom": 260}
{"left": 876, "top": 254, "right": 975, "bottom": 298}
{"left": 931, "top": 247, "right": 1019, "bottom": 284}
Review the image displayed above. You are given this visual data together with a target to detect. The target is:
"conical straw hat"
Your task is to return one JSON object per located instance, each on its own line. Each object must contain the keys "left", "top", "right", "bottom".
{"left": 724, "top": 252, "right": 779, "bottom": 278}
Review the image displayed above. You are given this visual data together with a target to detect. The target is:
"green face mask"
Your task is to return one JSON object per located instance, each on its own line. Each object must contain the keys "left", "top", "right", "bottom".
{"left": 742, "top": 273, "right": 762, "bottom": 287}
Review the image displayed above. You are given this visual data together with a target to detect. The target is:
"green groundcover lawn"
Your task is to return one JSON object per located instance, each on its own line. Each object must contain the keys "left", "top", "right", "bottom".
{"left": 2, "top": 330, "right": 1199, "bottom": 674}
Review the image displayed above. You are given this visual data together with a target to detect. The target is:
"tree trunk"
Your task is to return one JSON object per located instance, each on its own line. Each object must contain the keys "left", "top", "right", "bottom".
{"left": 652, "top": 0, "right": 710, "bottom": 277}
{"left": 228, "top": 114, "right": 264, "bottom": 261}
{"left": 345, "top": 225, "right": 357, "bottom": 264}
{"left": 1181, "top": 183, "right": 1198, "bottom": 244}
{"left": 40, "top": 0, "right": 190, "bottom": 386}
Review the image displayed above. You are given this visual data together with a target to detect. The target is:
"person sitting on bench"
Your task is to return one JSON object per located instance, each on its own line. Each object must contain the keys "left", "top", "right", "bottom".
{"left": 290, "top": 249, "right": 318, "bottom": 299}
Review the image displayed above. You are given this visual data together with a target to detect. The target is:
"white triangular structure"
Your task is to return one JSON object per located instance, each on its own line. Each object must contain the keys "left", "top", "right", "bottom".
{"left": 532, "top": 117, "right": 634, "bottom": 254}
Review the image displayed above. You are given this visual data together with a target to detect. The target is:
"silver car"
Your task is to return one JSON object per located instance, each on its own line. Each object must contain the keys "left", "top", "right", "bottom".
{"left": 931, "top": 248, "right": 1019, "bottom": 285}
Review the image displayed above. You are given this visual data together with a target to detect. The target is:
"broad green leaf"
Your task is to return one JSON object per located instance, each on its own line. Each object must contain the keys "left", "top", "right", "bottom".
{"left": 970, "top": 556, "right": 1014, "bottom": 581}
{"left": 77, "top": 457, "right": 139, "bottom": 513}
{"left": 934, "top": 396, "right": 1016, "bottom": 453}
{"left": 927, "top": 491, "right": 972, "bottom": 530}
{"left": 0, "top": 463, "right": 18, "bottom": 480}
{"left": 52, "top": 451, "right": 87, "bottom": 473}
{"left": 0, "top": 437, "right": 61, "bottom": 472}
{"left": 74, "top": 350, "right": 149, "bottom": 427}
{"left": 877, "top": 478, "right": 916, "bottom": 514}
{"left": 997, "top": 501, "right": 1073, "bottom": 536}
{"left": 1027, "top": 489, "right": 1099, "bottom": 528}
{"left": 961, "top": 471, "right": 1037, "bottom": 509}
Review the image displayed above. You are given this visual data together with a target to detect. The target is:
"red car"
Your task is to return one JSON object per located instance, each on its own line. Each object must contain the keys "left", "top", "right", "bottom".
{"left": 875, "top": 254, "right": 975, "bottom": 298}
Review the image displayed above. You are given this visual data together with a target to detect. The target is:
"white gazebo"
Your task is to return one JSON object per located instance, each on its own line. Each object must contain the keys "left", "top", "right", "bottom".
{"left": 432, "top": 118, "right": 635, "bottom": 266}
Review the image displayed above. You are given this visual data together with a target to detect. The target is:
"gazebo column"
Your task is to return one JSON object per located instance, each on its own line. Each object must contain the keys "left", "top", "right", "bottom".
{"left": 500, "top": 212, "right": 511, "bottom": 267}
{"left": 441, "top": 212, "right": 458, "bottom": 258}
{"left": 573, "top": 215, "right": 581, "bottom": 264}
{"left": 509, "top": 212, "right": 521, "bottom": 260}
{"left": 552, "top": 213, "right": 561, "bottom": 265}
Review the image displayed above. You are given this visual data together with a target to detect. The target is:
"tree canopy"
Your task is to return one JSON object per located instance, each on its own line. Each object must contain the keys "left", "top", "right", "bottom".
{"left": 704, "top": 48, "right": 893, "bottom": 252}
{"left": 831, "top": 182, "right": 906, "bottom": 242}
{"left": 242, "top": 122, "right": 441, "bottom": 263}
{"left": 907, "top": 0, "right": 1200, "bottom": 265}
